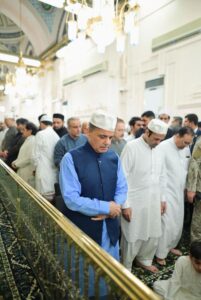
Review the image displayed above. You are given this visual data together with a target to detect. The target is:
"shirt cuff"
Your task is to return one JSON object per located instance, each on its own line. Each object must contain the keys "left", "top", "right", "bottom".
{"left": 99, "top": 201, "right": 110, "bottom": 215}
{"left": 122, "top": 200, "right": 130, "bottom": 209}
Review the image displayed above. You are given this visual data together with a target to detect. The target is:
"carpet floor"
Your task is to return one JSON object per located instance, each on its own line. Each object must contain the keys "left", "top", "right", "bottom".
{"left": 0, "top": 192, "right": 190, "bottom": 299}
{"left": 131, "top": 230, "right": 190, "bottom": 289}
{"left": 0, "top": 198, "right": 43, "bottom": 300}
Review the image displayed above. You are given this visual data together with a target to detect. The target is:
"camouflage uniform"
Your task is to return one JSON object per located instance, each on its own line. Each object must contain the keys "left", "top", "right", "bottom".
{"left": 186, "top": 137, "right": 201, "bottom": 241}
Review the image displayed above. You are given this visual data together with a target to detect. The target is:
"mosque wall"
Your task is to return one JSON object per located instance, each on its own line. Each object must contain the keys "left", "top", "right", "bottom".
{"left": 4, "top": 0, "right": 201, "bottom": 123}
{"left": 48, "top": 0, "right": 201, "bottom": 123}
{"left": 125, "top": 0, "right": 201, "bottom": 121}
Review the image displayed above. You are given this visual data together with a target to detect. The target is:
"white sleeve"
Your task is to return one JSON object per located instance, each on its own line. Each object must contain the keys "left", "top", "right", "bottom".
{"left": 154, "top": 257, "right": 183, "bottom": 300}
{"left": 120, "top": 144, "right": 134, "bottom": 209}
{"left": 32, "top": 133, "right": 42, "bottom": 167}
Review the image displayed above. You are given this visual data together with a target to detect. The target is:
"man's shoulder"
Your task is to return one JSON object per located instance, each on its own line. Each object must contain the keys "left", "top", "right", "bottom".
{"left": 35, "top": 130, "right": 43, "bottom": 137}
{"left": 158, "top": 136, "right": 172, "bottom": 149}
{"left": 107, "top": 148, "right": 119, "bottom": 158}
{"left": 176, "top": 256, "right": 190, "bottom": 269}
{"left": 126, "top": 136, "right": 143, "bottom": 147}
{"left": 60, "top": 126, "right": 67, "bottom": 134}
{"left": 46, "top": 127, "right": 59, "bottom": 139}
{"left": 60, "top": 133, "right": 69, "bottom": 140}
{"left": 57, "top": 133, "right": 71, "bottom": 144}
{"left": 69, "top": 142, "right": 86, "bottom": 154}
{"left": 165, "top": 127, "right": 174, "bottom": 139}
{"left": 121, "top": 138, "right": 127, "bottom": 145}
{"left": 125, "top": 135, "right": 134, "bottom": 142}
{"left": 111, "top": 138, "right": 126, "bottom": 145}
{"left": 118, "top": 139, "right": 139, "bottom": 160}
{"left": 135, "top": 127, "right": 145, "bottom": 138}
{"left": 60, "top": 133, "right": 87, "bottom": 142}
{"left": 196, "top": 129, "right": 201, "bottom": 139}
{"left": 7, "top": 126, "right": 17, "bottom": 134}
{"left": 78, "top": 134, "right": 88, "bottom": 142}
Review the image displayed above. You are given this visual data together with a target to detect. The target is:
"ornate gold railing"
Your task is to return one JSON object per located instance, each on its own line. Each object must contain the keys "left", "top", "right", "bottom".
{"left": 0, "top": 160, "right": 160, "bottom": 300}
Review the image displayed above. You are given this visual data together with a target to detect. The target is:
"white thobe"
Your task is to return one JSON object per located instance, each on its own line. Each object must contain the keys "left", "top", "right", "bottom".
{"left": 32, "top": 127, "right": 59, "bottom": 195}
{"left": 13, "top": 135, "right": 36, "bottom": 187}
{"left": 120, "top": 137, "right": 164, "bottom": 268}
{"left": 0, "top": 128, "right": 8, "bottom": 150}
{"left": 154, "top": 256, "right": 201, "bottom": 300}
{"left": 156, "top": 137, "right": 190, "bottom": 259}
{"left": 121, "top": 136, "right": 164, "bottom": 241}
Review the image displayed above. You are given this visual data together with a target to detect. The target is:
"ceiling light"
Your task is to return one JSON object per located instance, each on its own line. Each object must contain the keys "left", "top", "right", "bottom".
{"left": 0, "top": 52, "right": 41, "bottom": 68}
{"left": 40, "top": 0, "right": 141, "bottom": 54}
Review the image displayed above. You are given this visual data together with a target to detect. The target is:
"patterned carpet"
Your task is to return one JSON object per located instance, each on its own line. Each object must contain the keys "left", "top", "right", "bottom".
{"left": 0, "top": 199, "right": 43, "bottom": 300}
{"left": 0, "top": 189, "right": 190, "bottom": 299}
{"left": 131, "top": 230, "right": 190, "bottom": 289}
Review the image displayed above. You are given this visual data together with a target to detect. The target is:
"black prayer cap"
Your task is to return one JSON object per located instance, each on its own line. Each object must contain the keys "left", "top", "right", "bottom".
{"left": 53, "top": 113, "right": 64, "bottom": 121}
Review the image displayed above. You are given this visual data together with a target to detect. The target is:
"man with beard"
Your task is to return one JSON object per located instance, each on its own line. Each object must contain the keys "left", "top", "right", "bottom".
{"left": 53, "top": 113, "right": 67, "bottom": 137}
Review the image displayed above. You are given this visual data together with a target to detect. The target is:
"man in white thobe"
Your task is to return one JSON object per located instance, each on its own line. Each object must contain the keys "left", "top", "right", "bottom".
{"left": 32, "top": 115, "right": 59, "bottom": 196}
{"left": 120, "top": 119, "right": 168, "bottom": 272}
{"left": 154, "top": 240, "right": 201, "bottom": 300}
{"left": 156, "top": 127, "right": 194, "bottom": 264}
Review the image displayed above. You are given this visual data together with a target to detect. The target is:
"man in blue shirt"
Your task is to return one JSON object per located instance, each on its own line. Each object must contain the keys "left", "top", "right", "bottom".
{"left": 54, "top": 117, "right": 87, "bottom": 167}
{"left": 59, "top": 111, "right": 127, "bottom": 261}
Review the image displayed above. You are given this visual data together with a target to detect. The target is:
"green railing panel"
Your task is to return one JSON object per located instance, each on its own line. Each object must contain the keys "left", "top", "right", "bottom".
{"left": 0, "top": 160, "right": 160, "bottom": 300}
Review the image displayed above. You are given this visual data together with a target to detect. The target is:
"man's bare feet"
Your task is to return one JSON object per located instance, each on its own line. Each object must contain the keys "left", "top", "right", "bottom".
{"left": 170, "top": 248, "right": 182, "bottom": 256}
{"left": 156, "top": 257, "right": 166, "bottom": 266}
{"left": 136, "top": 260, "right": 159, "bottom": 273}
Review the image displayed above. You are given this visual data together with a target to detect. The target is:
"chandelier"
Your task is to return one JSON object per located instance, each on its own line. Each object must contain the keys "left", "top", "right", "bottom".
{"left": 87, "top": 0, "right": 140, "bottom": 53}
{"left": 1, "top": 53, "right": 39, "bottom": 100}
{"left": 2, "top": 0, "right": 40, "bottom": 99}
{"left": 39, "top": 0, "right": 140, "bottom": 54}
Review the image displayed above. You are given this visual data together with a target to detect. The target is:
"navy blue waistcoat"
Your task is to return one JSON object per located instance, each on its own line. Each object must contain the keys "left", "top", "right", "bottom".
{"left": 62, "top": 142, "right": 119, "bottom": 246}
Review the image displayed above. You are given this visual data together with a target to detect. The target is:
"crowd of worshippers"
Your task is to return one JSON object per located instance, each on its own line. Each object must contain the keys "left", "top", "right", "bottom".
{"left": 0, "top": 110, "right": 201, "bottom": 299}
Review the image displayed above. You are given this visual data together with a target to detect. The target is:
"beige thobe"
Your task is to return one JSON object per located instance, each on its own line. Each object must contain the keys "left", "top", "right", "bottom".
{"left": 154, "top": 256, "right": 201, "bottom": 300}
{"left": 32, "top": 127, "right": 59, "bottom": 195}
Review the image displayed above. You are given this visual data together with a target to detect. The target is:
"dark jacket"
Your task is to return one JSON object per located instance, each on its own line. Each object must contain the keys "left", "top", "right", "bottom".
{"left": 54, "top": 126, "right": 67, "bottom": 138}
{"left": 5, "top": 132, "right": 25, "bottom": 168}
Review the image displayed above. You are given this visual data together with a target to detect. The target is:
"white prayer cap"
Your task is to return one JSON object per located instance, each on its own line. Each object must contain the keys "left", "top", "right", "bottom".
{"left": 4, "top": 113, "right": 14, "bottom": 119}
{"left": 158, "top": 108, "right": 171, "bottom": 117}
{"left": 40, "top": 115, "right": 52, "bottom": 123}
{"left": 148, "top": 119, "right": 168, "bottom": 135}
{"left": 89, "top": 110, "right": 117, "bottom": 132}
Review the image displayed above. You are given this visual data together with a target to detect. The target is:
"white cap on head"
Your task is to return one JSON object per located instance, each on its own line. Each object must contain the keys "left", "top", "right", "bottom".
{"left": 89, "top": 110, "right": 117, "bottom": 132}
{"left": 148, "top": 119, "right": 168, "bottom": 135}
{"left": 40, "top": 115, "right": 52, "bottom": 123}
{"left": 4, "top": 113, "right": 14, "bottom": 119}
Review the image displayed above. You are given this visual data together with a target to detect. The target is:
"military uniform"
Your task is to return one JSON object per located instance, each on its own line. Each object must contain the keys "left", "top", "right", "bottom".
{"left": 186, "top": 138, "right": 201, "bottom": 241}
